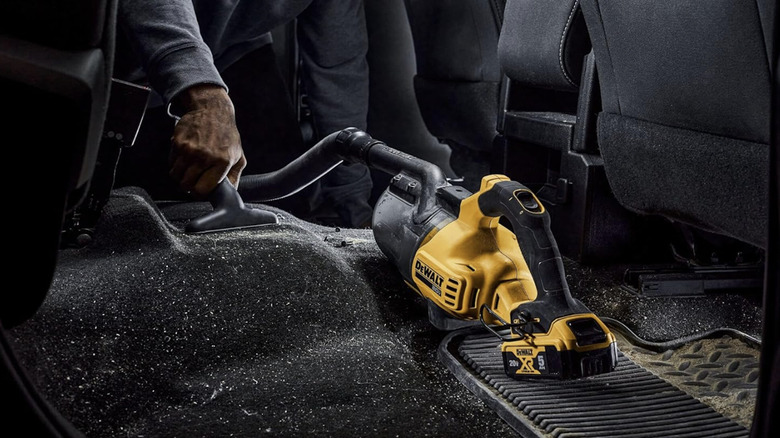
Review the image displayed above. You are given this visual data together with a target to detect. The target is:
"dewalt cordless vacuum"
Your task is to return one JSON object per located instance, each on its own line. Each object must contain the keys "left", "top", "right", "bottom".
{"left": 191, "top": 128, "right": 618, "bottom": 380}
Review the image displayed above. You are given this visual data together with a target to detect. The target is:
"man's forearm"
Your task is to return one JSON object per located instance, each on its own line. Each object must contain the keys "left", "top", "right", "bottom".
{"left": 117, "top": 0, "right": 226, "bottom": 106}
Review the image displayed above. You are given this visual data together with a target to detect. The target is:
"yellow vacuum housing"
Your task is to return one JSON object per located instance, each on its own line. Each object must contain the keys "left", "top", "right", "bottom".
{"left": 374, "top": 172, "right": 617, "bottom": 379}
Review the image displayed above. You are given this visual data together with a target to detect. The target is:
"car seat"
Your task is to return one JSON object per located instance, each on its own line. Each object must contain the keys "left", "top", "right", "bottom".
{"left": 0, "top": 0, "right": 117, "bottom": 435}
{"left": 579, "top": 0, "right": 774, "bottom": 252}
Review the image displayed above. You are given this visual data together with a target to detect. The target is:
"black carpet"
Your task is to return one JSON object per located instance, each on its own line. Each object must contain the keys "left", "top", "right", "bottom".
{"left": 8, "top": 187, "right": 516, "bottom": 437}
{"left": 7, "top": 185, "right": 762, "bottom": 437}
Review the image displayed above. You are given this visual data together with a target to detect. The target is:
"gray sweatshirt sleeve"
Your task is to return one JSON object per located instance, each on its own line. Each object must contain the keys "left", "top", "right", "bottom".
{"left": 296, "top": 0, "right": 370, "bottom": 137}
{"left": 117, "top": 0, "right": 227, "bottom": 106}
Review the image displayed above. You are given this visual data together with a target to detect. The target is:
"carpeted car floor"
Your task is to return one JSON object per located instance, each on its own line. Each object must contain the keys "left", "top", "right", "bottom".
{"left": 7, "top": 185, "right": 762, "bottom": 437}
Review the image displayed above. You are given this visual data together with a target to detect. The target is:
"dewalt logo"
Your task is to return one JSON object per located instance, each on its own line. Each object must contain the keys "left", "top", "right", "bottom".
{"left": 414, "top": 260, "right": 444, "bottom": 295}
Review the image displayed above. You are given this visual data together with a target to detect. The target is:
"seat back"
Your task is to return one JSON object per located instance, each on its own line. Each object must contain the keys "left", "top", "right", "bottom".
{"left": 1, "top": 2, "right": 117, "bottom": 435}
{"left": 0, "top": 0, "right": 117, "bottom": 327}
{"left": 580, "top": 0, "right": 774, "bottom": 249}
{"left": 493, "top": 0, "right": 592, "bottom": 184}
{"left": 498, "top": 0, "right": 590, "bottom": 94}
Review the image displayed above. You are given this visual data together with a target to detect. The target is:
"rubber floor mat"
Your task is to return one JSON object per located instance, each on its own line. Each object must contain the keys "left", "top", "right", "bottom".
{"left": 438, "top": 324, "right": 761, "bottom": 438}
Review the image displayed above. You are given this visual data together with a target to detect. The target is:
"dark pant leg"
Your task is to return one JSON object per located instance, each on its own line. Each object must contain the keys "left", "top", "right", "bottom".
{"left": 231, "top": 45, "right": 373, "bottom": 227}
{"left": 318, "top": 162, "right": 374, "bottom": 228}
{"left": 220, "top": 44, "right": 318, "bottom": 217}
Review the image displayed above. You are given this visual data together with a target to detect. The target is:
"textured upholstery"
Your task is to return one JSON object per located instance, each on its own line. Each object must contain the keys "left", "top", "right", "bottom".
{"left": 498, "top": 0, "right": 591, "bottom": 91}
{"left": 580, "top": 0, "right": 774, "bottom": 248}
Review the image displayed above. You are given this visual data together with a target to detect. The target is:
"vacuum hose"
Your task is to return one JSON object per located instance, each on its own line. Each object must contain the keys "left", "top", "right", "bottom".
{"left": 238, "top": 127, "right": 448, "bottom": 223}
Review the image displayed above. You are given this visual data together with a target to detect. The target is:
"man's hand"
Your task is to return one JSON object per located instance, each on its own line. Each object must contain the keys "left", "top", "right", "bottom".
{"left": 170, "top": 84, "right": 246, "bottom": 198}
